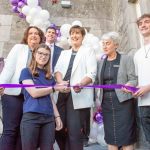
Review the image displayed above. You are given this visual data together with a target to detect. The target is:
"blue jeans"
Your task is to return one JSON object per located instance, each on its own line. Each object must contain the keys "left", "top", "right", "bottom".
{"left": 21, "top": 112, "right": 55, "bottom": 150}
{"left": 139, "top": 106, "right": 150, "bottom": 142}
{"left": 0, "top": 94, "right": 23, "bottom": 150}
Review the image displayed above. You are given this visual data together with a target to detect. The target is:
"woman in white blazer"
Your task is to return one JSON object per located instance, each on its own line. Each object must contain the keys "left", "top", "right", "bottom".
{"left": 0, "top": 26, "right": 44, "bottom": 150}
{"left": 54, "top": 25, "right": 97, "bottom": 150}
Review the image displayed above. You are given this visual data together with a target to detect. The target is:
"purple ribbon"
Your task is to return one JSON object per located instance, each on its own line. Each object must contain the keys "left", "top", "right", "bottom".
{"left": 0, "top": 84, "right": 138, "bottom": 93}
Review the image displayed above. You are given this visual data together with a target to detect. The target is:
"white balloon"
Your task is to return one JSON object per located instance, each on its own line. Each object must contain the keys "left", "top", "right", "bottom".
{"left": 35, "top": 6, "right": 42, "bottom": 12}
{"left": 29, "top": 7, "right": 39, "bottom": 17}
{"left": 93, "top": 43, "right": 100, "bottom": 53}
{"left": 60, "top": 24, "right": 71, "bottom": 38}
{"left": 33, "top": 18, "right": 43, "bottom": 27}
{"left": 41, "top": 28, "right": 46, "bottom": 33}
{"left": 68, "top": 38, "right": 71, "bottom": 46}
{"left": 57, "top": 36, "right": 70, "bottom": 49}
{"left": 27, "top": 0, "right": 38, "bottom": 7}
{"left": 39, "top": 10, "right": 50, "bottom": 21}
{"left": 43, "top": 21, "right": 51, "bottom": 28}
{"left": 60, "top": 36, "right": 68, "bottom": 41}
{"left": 26, "top": 15, "right": 33, "bottom": 24}
{"left": 97, "top": 134, "right": 107, "bottom": 146}
{"left": 82, "top": 33, "right": 94, "bottom": 46}
{"left": 22, "top": 5, "right": 30, "bottom": 16}
{"left": 91, "top": 36, "right": 99, "bottom": 44}
{"left": 89, "top": 127, "right": 98, "bottom": 140}
{"left": 72, "top": 20, "right": 82, "bottom": 27}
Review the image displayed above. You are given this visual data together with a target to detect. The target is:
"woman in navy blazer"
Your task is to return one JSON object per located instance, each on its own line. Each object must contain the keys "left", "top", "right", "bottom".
{"left": 95, "top": 32, "right": 137, "bottom": 150}
{"left": 0, "top": 26, "right": 44, "bottom": 150}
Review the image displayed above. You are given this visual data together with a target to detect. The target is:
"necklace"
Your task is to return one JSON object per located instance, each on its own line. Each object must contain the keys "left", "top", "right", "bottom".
{"left": 144, "top": 45, "right": 150, "bottom": 58}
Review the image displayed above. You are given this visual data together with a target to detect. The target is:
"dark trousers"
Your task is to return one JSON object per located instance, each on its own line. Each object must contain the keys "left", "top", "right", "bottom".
{"left": 21, "top": 113, "right": 55, "bottom": 150}
{"left": 55, "top": 93, "right": 90, "bottom": 150}
{"left": 139, "top": 106, "right": 150, "bottom": 143}
{"left": 0, "top": 94, "right": 23, "bottom": 150}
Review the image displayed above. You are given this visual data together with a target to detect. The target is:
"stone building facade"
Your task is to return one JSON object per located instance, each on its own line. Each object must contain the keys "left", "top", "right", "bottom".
{"left": 1, "top": 0, "right": 150, "bottom": 57}
{"left": 0, "top": 0, "right": 150, "bottom": 149}
{"left": 0, "top": 0, "right": 116, "bottom": 57}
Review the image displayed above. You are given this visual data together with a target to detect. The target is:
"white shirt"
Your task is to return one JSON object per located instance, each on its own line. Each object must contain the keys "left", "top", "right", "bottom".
{"left": 134, "top": 44, "right": 150, "bottom": 106}
{"left": 45, "top": 42, "right": 54, "bottom": 72}
{"left": 54, "top": 46, "right": 97, "bottom": 109}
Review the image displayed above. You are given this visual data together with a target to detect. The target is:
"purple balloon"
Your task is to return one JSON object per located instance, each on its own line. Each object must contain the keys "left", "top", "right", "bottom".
{"left": 18, "top": 12, "right": 26, "bottom": 18}
{"left": 12, "top": 6, "right": 19, "bottom": 13}
{"left": 56, "top": 29, "right": 61, "bottom": 37}
{"left": 93, "top": 111, "right": 103, "bottom": 124}
{"left": 20, "top": 0, "right": 27, "bottom": 4}
{"left": 18, "top": 1, "right": 25, "bottom": 8}
{"left": 10, "top": 0, "right": 18, "bottom": 6}
{"left": 50, "top": 23, "right": 57, "bottom": 29}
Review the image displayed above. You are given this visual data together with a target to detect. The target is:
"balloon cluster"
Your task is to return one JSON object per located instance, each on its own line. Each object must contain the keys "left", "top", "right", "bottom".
{"left": 10, "top": 0, "right": 27, "bottom": 18}
{"left": 93, "top": 109, "right": 103, "bottom": 125}
{"left": 88, "top": 108, "right": 106, "bottom": 146}
{"left": 21, "top": 0, "right": 50, "bottom": 31}
{"left": 10, "top": 0, "right": 51, "bottom": 31}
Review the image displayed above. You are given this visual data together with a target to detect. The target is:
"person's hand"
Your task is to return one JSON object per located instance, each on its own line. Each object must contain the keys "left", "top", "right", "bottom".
{"left": 73, "top": 83, "right": 83, "bottom": 93}
{"left": 133, "top": 85, "right": 150, "bottom": 97}
{"left": 55, "top": 116, "right": 63, "bottom": 131}
{"left": 56, "top": 80, "right": 70, "bottom": 93}
{"left": 121, "top": 83, "right": 133, "bottom": 94}
{"left": 0, "top": 87, "right": 4, "bottom": 96}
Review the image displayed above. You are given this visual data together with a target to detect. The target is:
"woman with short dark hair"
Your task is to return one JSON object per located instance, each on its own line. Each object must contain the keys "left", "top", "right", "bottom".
{"left": 54, "top": 25, "right": 97, "bottom": 150}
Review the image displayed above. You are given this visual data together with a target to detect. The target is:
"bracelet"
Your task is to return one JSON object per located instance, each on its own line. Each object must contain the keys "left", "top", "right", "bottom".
{"left": 55, "top": 116, "right": 60, "bottom": 119}
{"left": 52, "top": 86, "right": 55, "bottom": 93}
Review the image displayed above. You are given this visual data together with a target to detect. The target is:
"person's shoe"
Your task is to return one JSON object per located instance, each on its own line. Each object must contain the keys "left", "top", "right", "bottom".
{"left": 83, "top": 141, "right": 89, "bottom": 147}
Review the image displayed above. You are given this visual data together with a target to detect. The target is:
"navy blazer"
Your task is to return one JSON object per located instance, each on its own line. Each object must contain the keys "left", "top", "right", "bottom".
{"left": 52, "top": 44, "right": 63, "bottom": 72}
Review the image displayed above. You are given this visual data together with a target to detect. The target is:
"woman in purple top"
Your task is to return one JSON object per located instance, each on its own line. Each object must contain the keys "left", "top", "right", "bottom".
{"left": 19, "top": 44, "right": 63, "bottom": 150}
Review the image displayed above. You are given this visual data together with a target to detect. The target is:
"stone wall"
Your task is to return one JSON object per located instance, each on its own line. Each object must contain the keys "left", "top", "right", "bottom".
{"left": 0, "top": 1, "right": 28, "bottom": 58}
{"left": 0, "top": 0, "right": 116, "bottom": 58}
{"left": 41, "top": 0, "right": 114, "bottom": 36}
{"left": 111, "top": 0, "right": 140, "bottom": 54}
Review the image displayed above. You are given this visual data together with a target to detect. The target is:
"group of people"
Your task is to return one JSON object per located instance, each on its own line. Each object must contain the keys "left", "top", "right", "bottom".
{"left": 0, "top": 13, "right": 150, "bottom": 150}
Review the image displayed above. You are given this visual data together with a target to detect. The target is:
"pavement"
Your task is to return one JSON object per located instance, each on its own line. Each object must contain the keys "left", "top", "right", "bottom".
{"left": 84, "top": 144, "right": 107, "bottom": 150}
{"left": 53, "top": 142, "right": 107, "bottom": 150}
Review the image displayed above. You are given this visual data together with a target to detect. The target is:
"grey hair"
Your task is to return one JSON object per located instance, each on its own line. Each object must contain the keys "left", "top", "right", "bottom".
{"left": 101, "top": 31, "right": 120, "bottom": 44}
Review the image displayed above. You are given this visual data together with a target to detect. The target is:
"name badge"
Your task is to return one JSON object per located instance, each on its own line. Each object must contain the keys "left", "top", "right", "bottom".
{"left": 113, "top": 65, "right": 119, "bottom": 67}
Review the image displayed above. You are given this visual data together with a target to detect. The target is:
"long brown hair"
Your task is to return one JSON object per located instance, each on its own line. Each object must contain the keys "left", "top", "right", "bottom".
{"left": 21, "top": 26, "right": 44, "bottom": 44}
{"left": 29, "top": 43, "right": 51, "bottom": 79}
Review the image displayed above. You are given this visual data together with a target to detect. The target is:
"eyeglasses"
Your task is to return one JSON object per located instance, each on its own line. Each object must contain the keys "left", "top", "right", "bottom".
{"left": 36, "top": 51, "right": 50, "bottom": 57}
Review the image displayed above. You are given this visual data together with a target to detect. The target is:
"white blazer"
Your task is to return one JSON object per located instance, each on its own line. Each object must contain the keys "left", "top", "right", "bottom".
{"left": 0, "top": 44, "right": 30, "bottom": 95}
{"left": 54, "top": 45, "right": 97, "bottom": 109}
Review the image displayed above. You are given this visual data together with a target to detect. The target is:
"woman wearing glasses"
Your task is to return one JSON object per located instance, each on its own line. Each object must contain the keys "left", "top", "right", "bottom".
{"left": 19, "top": 44, "right": 63, "bottom": 150}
